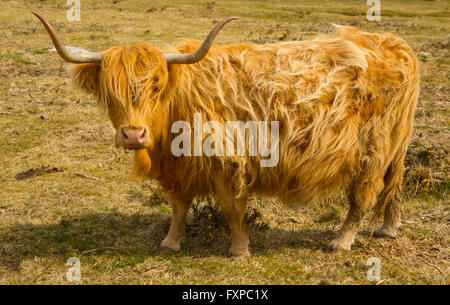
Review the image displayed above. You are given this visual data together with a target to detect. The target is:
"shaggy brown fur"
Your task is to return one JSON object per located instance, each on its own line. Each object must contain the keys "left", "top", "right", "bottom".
{"left": 70, "top": 25, "right": 420, "bottom": 255}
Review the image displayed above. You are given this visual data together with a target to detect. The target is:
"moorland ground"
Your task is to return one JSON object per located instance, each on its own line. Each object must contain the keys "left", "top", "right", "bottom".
{"left": 0, "top": 0, "right": 448, "bottom": 284}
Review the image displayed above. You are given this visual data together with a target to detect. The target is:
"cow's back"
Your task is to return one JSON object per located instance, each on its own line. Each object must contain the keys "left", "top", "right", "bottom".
{"left": 162, "top": 26, "right": 420, "bottom": 203}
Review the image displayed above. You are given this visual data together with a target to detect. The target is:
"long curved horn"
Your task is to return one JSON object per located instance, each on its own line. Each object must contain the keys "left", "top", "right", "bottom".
{"left": 32, "top": 12, "right": 103, "bottom": 64}
{"left": 163, "top": 17, "right": 238, "bottom": 65}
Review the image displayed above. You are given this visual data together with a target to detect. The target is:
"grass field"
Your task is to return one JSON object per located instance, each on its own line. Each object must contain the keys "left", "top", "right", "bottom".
{"left": 0, "top": 0, "right": 448, "bottom": 284}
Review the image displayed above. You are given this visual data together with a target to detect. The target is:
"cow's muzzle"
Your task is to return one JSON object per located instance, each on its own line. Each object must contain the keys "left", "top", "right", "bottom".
{"left": 119, "top": 126, "right": 150, "bottom": 149}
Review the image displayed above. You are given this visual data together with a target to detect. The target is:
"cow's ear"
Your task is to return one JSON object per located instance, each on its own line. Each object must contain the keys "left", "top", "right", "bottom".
{"left": 71, "top": 63, "right": 101, "bottom": 95}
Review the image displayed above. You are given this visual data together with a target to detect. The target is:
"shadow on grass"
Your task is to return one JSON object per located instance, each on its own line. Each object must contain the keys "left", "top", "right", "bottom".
{"left": 0, "top": 211, "right": 336, "bottom": 271}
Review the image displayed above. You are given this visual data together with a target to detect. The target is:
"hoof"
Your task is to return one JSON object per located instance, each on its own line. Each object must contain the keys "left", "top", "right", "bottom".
{"left": 325, "top": 240, "right": 350, "bottom": 255}
{"left": 156, "top": 246, "right": 178, "bottom": 255}
{"left": 324, "top": 246, "right": 347, "bottom": 255}
{"left": 228, "top": 249, "right": 251, "bottom": 258}
{"left": 373, "top": 228, "right": 397, "bottom": 239}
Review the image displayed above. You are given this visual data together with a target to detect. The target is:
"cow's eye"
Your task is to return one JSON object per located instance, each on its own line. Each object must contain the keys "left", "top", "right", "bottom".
{"left": 152, "top": 76, "right": 160, "bottom": 93}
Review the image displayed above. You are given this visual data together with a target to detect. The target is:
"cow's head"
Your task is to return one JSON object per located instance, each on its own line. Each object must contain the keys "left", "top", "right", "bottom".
{"left": 33, "top": 12, "right": 236, "bottom": 150}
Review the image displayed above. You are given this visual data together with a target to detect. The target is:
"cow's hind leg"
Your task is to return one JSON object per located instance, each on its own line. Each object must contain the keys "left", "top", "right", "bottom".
{"left": 374, "top": 198, "right": 401, "bottom": 239}
{"left": 327, "top": 177, "right": 384, "bottom": 254}
{"left": 157, "top": 198, "right": 192, "bottom": 254}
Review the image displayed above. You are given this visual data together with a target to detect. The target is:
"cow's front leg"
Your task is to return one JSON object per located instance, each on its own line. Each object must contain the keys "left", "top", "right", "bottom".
{"left": 220, "top": 198, "right": 249, "bottom": 257}
{"left": 157, "top": 198, "right": 192, "bottom": 254}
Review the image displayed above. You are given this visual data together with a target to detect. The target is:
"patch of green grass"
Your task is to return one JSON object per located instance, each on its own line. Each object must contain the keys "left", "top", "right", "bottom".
{"left": 6, "top": 51, "right": 36, "bottom": 65}
{"left": 31, "top": 48, "right": 48, "bottom": 55}
{"left": 158, "top": 206, "right": 172, "bottom": 214}
{"left": 409, "top": 141, "right": 424, "bottom": 148}
{"left": 409, "top": 227, "right": 431, "bottom": 236}
{"left": 326, "top": 7, "right": 366, "bottom": 17}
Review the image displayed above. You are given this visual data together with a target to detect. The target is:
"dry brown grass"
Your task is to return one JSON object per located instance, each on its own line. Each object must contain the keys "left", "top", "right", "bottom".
{"left": 0, "top": 0, "right": 448, "bottom": 284}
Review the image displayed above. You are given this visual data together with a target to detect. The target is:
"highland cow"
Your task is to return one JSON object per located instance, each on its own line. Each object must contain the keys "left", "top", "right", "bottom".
{"left": 34, "top": 13, "right": 420, "bottom": 256}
